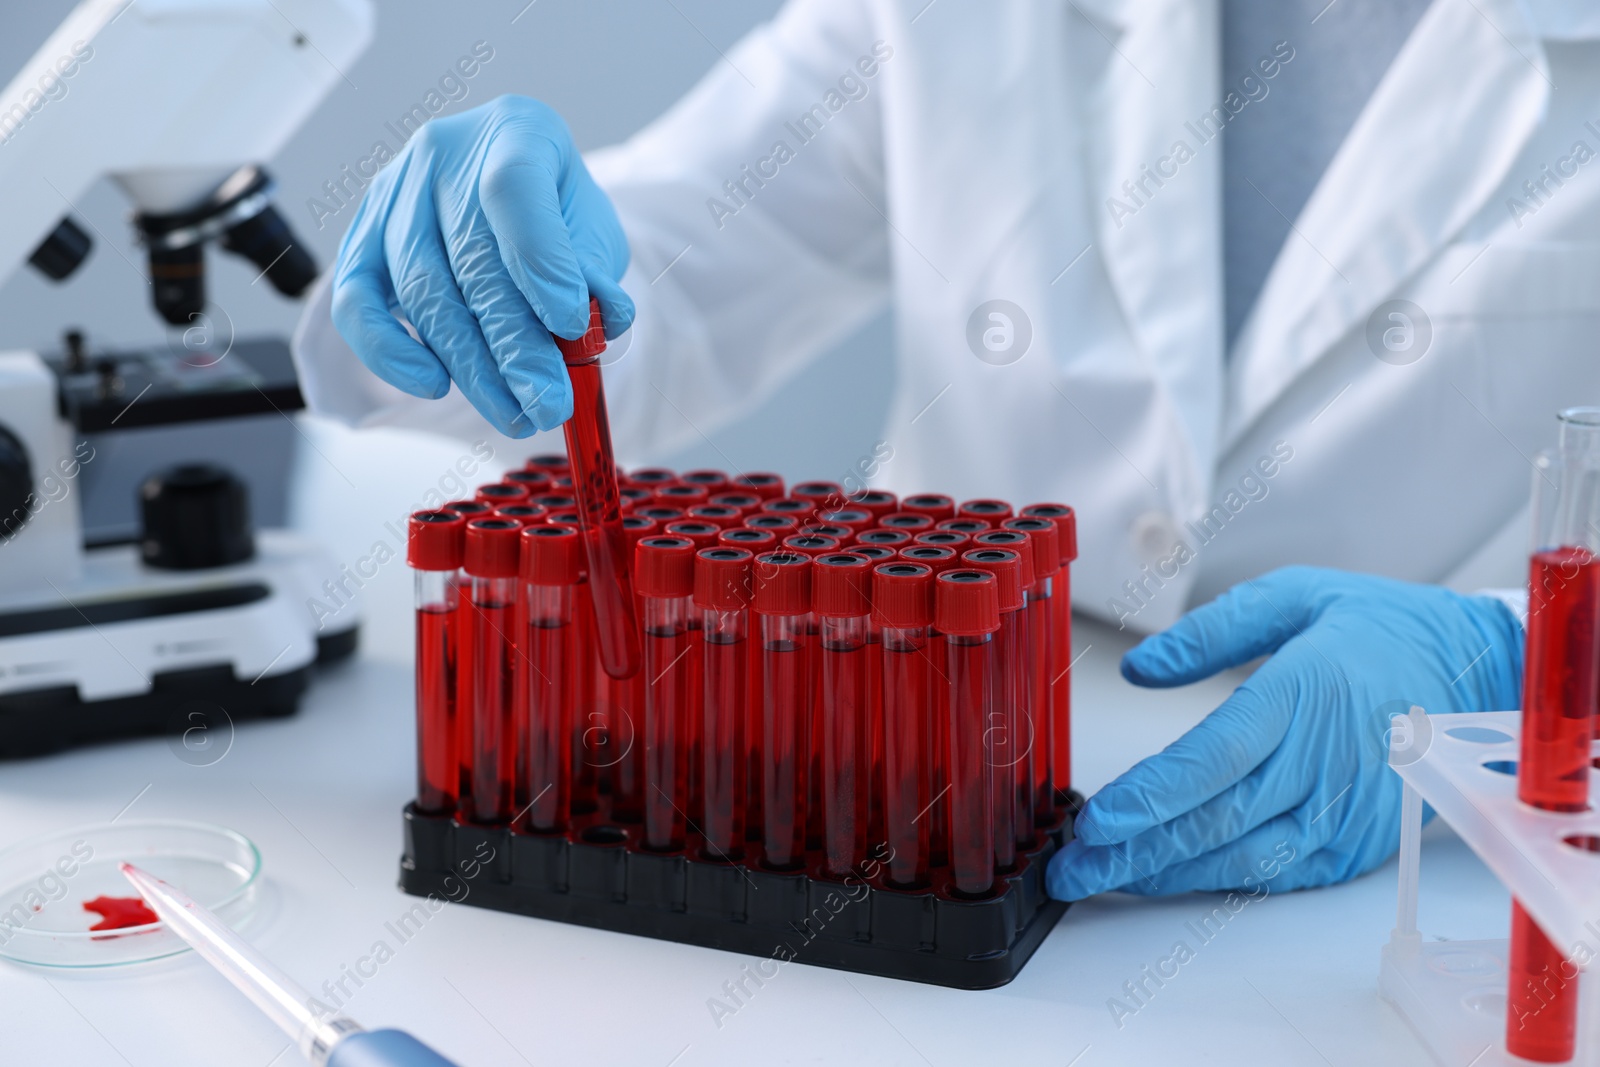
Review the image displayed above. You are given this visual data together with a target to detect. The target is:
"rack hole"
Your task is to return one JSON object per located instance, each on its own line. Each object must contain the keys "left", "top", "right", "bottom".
{"left": 582, "top": 825, "right": 626, "bottom": 846}
{"left": 1446, "top": 726, "right": 1513, "bottom": 744}
{"left": 1482, "top": 760, "right": 1517, "bottom": 776}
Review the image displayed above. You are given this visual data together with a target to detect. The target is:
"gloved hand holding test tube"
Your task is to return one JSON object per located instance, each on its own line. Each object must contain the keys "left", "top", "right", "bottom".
{"left": 118, "top": 863, "right": 461, "bottom": 1067}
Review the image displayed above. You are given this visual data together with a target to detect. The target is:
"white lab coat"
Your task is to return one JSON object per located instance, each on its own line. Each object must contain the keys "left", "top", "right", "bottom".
{"left": 292, "top": 0, "right": 1600, "bottom": 631}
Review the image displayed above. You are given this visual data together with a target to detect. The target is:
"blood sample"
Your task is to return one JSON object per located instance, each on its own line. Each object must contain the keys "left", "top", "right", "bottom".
{"left": 636, "top": 536, "right": 698, "bottom": 851}
{"left": 857, "top": 528, "right": 912, "bottom": 550}
{"left": 814, "top": 553, "right": 873, "bottom": 878}
{"left": 558, "top": 297, "right": 642, "bottom": 681}
{"left": 875, "top": 562, "right": 935, "bottom": 888}
{"left": 733, "top": 472, "right": 785, "bottom": 499}
{"left": 695, "top": 547, "right": 754, "bottom": 861}
{"left": 718, "top": 527, "right": 776, "bottom": 549}
{"left": 656, "top": 483, "right": 710, "bottom": 507}
{"left": 879, "top": 512, "right": 935, "bottom": 533}
{"left": 959, "top": 499, "right": 1013, "bottom": 521}
{"left": 505, "top": 469, "right": 553, "bottom": 495}
{"left": 681, "top": 469, "right": 730, "bottom": 491}
{"left": 783, "top": 533, "right": 842, "bottom": 558}
{"left": 687, "top": 504, "right": 743, "bottom": 529}
{"left": 665, "top": 520, "right": 721, "bottom": 551}
{"left": 901, "top": 494, "right": 955, "bottom": 521}
{"left": 938, "top": 518, "right": 991, "bottom": 535}
{"left": 83, "top": 896, "right": 159, "bottom": 931}
{"left": 526, "top": 453, "right": 570, "bottom": 477}
{"left": 962, "top": 546, "right": 1028, "bottom": 872}
{"left": 936, "top": 569, "right": 1000, "bottom": 899}
{"left": 636, "top": 505, "right": 685, "bottom": 525}
{"left": 492, "top": 503, "right": 548, "bottom": 526}
{"left": 445, "top": 501, "right": 490, "bottom": 802}
{"left": 847, "top": 489, "right": 898, "bottom": 519}
{"left": 462, "top": 519, "right": 522, "bottom": 825}
{"left": 625, "top": 467, "right": 678, "bottom": 491}
{"left": 709, "top": 492, "right": 762, "bottom": 515}
{"left": 1021, "top": 503, "right": 1078, "bottom": 805}
{"left": 408, "top": 510, "right": 464, "bottom": 814}
{"left": 608, "top": 516, "right": 658, "bottom": 823}
{"left": 753, "top": 551, "right": 813, "bottom": 870}
{"left": 520, "top": 524, "right": 582, "bottom": 833}
{"left": 915, "top": 530, "right": 970, "bottom": 552}
{"left": 746, "top": 513, "right": 800, "bottom": 533}
{"left": 1004, "top": 516, "right": 1062, "bottom": 834}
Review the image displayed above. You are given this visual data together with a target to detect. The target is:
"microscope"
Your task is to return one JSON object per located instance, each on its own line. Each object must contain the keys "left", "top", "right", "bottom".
{"left": 0, "top": 0, "right": 374, "bottom": 756}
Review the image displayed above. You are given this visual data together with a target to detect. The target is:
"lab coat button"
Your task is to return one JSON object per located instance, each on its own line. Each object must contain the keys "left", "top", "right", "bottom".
{"left": 1131, "top": 510, "right": 1181, "bottom": 564}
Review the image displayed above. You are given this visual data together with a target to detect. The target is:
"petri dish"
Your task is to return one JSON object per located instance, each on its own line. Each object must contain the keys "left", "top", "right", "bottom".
{"left": 0, "top": 819, "right": 261, "bottom": 967}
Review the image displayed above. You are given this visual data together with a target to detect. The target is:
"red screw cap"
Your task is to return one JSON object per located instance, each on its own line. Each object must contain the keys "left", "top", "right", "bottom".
{"left": 681, "top": 469, "right": 729, "bottom": 490}
{"left": 533, "top": 493, "right": 576, "bottom": 512}
{"left": 444, "top": 500, "right": 492, "bottom": 519}
{"left": 752, "top": 551, "right": 812, "bottom": 615}
{"left": 476, "top": 482, "right": 531, "bottom": 505}
{"left": 938, "top": 518, "right": 991, "bottom": 534}
{"left": 791, "top": 481, "right": 844, "bottom": 504}
{"left": 1002, "top": 517, "right": 1061, "bottom": 578}
{"left": 846, "top": 490, "right": 898, "bottom": 519}
{"left": 522, "top": 524, "right": 581, "bottom": 585}
{"left": 635, "top": 505, "right": 684, "bottom": 524}
{"left": 746, "top": 513, "right": 799, "bottom": 532}
{"left": 624, "top": 467, "right": 678, "bottom": 489}
{"left": 879, "top": 512, "right": 934, "bottom": 532}
{"left": 857, "top": 528, "right": 912, "bottom": 548}
{"left": 901, "top": 493, "right": 956, "bottom": 520}
{"left": 783, "top": 533, "right": 842, "bottom": 558}
{"left": 555, "top": 297, "right": 606, "bottom": 365}
{"left": 656, "top": 483, "right": 709, "bottom": 505}
{"left": 694, "top": 547, "right": 754, "bottom": 611}
{"left": 1021, "top": 503, "right": 1078, "bottom": 563}
{"left": 935, "top": 569, "right": 1001, "bottom": 636}
{"left": 464, "top": 518, "right": 522, "bottom": 578}
{"left": 504, "top": 469, "right": 553, "bottom": 493}
{"left": 915, "top": 530, "right": 970, "bottom": 551}
{"left": 962, "top": 547, "right": 1023, "bottom": 613}
{"left": 959, "top": 498, "right": 1014, "bottom": 521}
{"left": 975, "top": 529, "right": 1035, "bottom": 589}
{"left": 732, "top": 472, "right": 785, "bottom": 499}
{"left": 812, "top": 553, "right": 872, "bottom": 617}
{"left": 635, "top": 536, "right": 696, "bottom": 598}
{"left": 493, "top": 503, "right": 548, "bottom": 526}
{"left": 664, "top": 520, "right": 721, "bottom": 550}
{"left": 847, "top": 544, "right": 896, "bottom": 563}
{"left": 408, "top": 510, "right": 465, "bottom": 571}
{"left": 688, "top": 504, "right": 743, "bottom": 529}
{"left": 873, "top": 561, "right": 933, "bottom": 629}
{"left": 709, "top": 492, "right": 762, "bottom": 514}
{"left": 898, "top": 544, "right": 957, "bottom": 573}
{"left": 619, "top": 487, "right": 652, "bottom": 511}
{"left": 817, "top": 509, "right": 873, "bottom": 534}
{"left": 718, "top": 527, "right": 776, "bottom": 548}
{"left": 621, "top": 515, "right": 659, "bottom": 554}
{"left": 525, "top": 454, "right": 569, "bottom": 475}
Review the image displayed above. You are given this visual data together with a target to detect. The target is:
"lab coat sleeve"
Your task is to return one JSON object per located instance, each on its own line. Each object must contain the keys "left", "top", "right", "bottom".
{"left": 587, "top": 0, "right": 893, "bottom": 461}
{"left": 289, "top": 0, "right": 892, "bottom": 460}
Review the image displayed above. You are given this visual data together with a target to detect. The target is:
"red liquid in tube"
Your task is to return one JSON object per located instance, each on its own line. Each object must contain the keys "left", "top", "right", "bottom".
{"left": 520, "top": 525, "right": 582, "bottom": 833}
{"left": 1022, "top": 503, "right": 1077, "bottom": 806}
{"left": 963, "top": 543, "right": 1030, "bottom": 872}
{"left": 754, "top": 552, "right": 813, "bottom": 870}
{"left": 463, "top": 519, "right": 522, "bottom": 824}
{"left": 815, "top": 554, "right": 873, "bottom": 878}
{"left": 409, "top": 510, "right": 464, "bottom": 814}
{"left": 876, "top": 562, "right": 935, "bottom": 888}
{"left": 558, "top": 298, "right": 642, "bottom": 680}
{"left": 637, "top": 536, "right": 697, "bottom": 851}
{"left": 696, "top": 547, "right": 754, "bottom": 860}
{"left": 1005, "top": 517, "right": 1062, "bottom": 835}
{"left": 937, "top": 570, "right": 1000, "bottom": 898}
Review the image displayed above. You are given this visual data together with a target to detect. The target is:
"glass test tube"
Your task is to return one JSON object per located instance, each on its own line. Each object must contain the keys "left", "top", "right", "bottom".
{"left": 754, "top": 551, "right": 813, "bottom": 870}
{"left": 975, "top": 530, "right": 1038, "bottom": 850}
{"left": 963, "top": 544, "right": 1031, "bottom": 871}
{"left": 1022, "top": 503, "right": 1078, "bottom": 807}
{"left": 408, "top": 510, "right": 465, "bottom": 814}
{"left": 462, "top": 519, "right": 522, "bottom": 825}
{"left": 814, "top": 554, "right": 874, "bottom": 878}
{"left": 875, "top": 562, "right": 935, "bottom": 889}
{"left": 519, "top": 524, "right": 582, "bottom": 833}
{"left": 937, "top": 569, "right": 1000, "bottom": 898}
{"left": 606, "top": 516, "right": 657, "bottom": 823}
{"left": 637, "top": 536, "right": 697, "bottom": 851}
{"left": 445, "top": 500, "right": 492, "bottom": 803}
{"left": 558, "top": 297, "right": 642, "bottom": 681}
{"left": 1005, "top": 517, "right": 1063, "bottom": 835}
{"left": 1506, "top": 409, "right": 1600, "bottom": 1063}
{"left": 695, "top": 547, "right": 754, "bottom": 861}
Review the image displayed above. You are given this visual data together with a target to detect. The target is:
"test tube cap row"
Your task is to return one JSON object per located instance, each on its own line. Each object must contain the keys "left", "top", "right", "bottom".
{"left": 1002, "top": 518, "right": 1061, "bottom": 577}
{"left": 1020, "top": 503, "right": 1078, "bottom": 563}
{"left": 522, "top": 524, "right": 582, "bottom": 585}
{"left": 935, "top": 570, "right": 1002, "bottom": 635}
{"left": 464, "top": 519, "right": 522, "bottom": 578}
{"left": 873, "top": 561, "right": 934, "bottom": 629}
{"left": 407, "top": 510, "right": 465, "bottom": 571}
{"left": 693, "top": 547, "right": 755, "bottom": 611}
{"left": 812, "top": 553, "right": 873, "bottom": 618}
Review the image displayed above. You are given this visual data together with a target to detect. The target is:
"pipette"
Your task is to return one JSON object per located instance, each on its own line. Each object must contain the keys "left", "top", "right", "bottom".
{"left": 119, "top": 863, "right": 460, "bottom": 1067}
{"left": 558, "top": 297, "right": 642, "bottom": 679}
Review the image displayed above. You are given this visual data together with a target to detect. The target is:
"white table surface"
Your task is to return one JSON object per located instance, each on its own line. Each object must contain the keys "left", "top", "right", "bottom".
{"left": 0, "top": 425, "right": 1512, "bottom": 1067}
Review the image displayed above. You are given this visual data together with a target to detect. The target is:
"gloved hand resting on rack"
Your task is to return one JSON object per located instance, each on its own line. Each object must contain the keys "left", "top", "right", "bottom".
{"left": 1048, "top": 566, "right": 1524, "bottom": 899}
{"left": 329, "top": 95, "right": 634, "bottom": 437}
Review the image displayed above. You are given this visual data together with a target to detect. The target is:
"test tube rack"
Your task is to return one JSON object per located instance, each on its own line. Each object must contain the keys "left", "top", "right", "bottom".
{"left": 1380, "top": 709, "right": 1600, "bottom": 1066}
{"left": 400, "top": 803, "right": 1074, "bottom": 989}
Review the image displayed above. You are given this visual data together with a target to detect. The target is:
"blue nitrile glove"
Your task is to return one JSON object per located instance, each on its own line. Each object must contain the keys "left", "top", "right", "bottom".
{"left": 329, "top": 95, "right": 634, "bottom": 437}
{"left": 1047, "top": 566, "right": 1524, "bottom": 899}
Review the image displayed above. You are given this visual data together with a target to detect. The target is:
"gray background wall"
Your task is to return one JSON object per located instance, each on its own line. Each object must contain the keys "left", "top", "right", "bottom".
{"left": 0, "top": 0, "right": 895, "bottom": 538}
